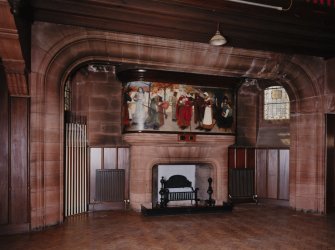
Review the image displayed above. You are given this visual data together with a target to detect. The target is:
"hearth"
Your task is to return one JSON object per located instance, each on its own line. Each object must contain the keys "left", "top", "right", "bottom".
{"left": 152, "top": 164, "right": 213, "bottom": 208}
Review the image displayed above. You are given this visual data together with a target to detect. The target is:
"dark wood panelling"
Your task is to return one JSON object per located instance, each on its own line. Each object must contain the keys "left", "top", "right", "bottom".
{"left": 256, "top": 149, "right": 267, "bottom": 198}
{"left": 10, "top": 97, "right": 29, "bottom": 224}
{"left": 326, "top": 114, "right": 335, "bottom": 212}
{"left": 231, "top": 147, "right": 289, "bottom": 202}
{"left": 236, "top": 148, "right": 246, "bottom": 168}
{"left": 267, "top": 150, "right": 279, "bottom": 199}
{"left": 247, "top": 148, "right": 256, "bottom": 169}
{"left": 256, "top": 148, "right": 289, "bottom": 201}
{"left": 228, "top": 148, "right": 235, "bottom": 169}
{"left": 228, "top": 147, "right": 258, "bottom": 201}
{"left": 0, "top": 72, "right": 9, "bottom": 225}
{"left": 29, "top": 0, "right": 335, "bottom": 57}
{"left": 229, "top": 147, "right": 256, "bottom": 169}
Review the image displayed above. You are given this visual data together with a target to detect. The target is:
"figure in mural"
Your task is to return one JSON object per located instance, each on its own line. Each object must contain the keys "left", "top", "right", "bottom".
{"left": 216, "top": 96, "right": 233, "bottom": 131}
{"left": 193, "top": 92, "right": 205, "bottom": 130}
{"left": 123, "top": 81, "right": 234, "bottom": 134}
{"left": 222, "top": 101, "right": 233, "bottom": 131}
{"left": 213, "top": 91, "right": 224, "bottom": 124}
{"left": 144, "top": 95, "right": 162, "bottom": 130}
{"left": 169, "top": 91, "right": 178, "bottom": 121}
{"left": 202, "top": 92, "right": 215, "bottom": 131}
{"left": 216, "top": 95, "right": 227, "bottom": 129}
{"left": 157, "top": 88, "right": 165, "bottom": 127}
{"left": 176, "top": 92, "right": 193, "bottom": 129}
{"left": 132, "top": 87, "right": 146, "bottom": 126}
{"left": 123, "top": 88, "right": 132, "bottom": 128}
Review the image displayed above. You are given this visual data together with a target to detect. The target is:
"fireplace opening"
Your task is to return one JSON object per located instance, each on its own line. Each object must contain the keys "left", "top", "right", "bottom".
{"left": 152, "top": 164, "right": 213, "bottom": 207}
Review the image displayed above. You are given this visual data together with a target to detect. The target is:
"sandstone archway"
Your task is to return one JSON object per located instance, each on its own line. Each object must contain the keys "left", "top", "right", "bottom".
{"left": 30, "top": 22, "right": 325, "bottom": 229}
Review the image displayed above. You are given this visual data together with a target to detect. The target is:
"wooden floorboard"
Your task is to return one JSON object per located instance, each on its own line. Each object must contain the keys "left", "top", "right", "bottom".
{"left": 1, "top": 203, "right": 335, "bottom": 249}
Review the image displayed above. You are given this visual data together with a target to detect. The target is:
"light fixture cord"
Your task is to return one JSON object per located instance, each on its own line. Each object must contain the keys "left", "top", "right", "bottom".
{"left": 225, "top": 0, "right": 293, "bottom": 11}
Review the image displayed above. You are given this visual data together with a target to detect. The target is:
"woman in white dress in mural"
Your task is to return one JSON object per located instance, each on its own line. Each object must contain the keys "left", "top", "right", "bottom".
{"left": 202, "top": 92, "right": 215, "bottom": 131}
{"left": 132, "top": 87, "right": 146, "bottom": 127}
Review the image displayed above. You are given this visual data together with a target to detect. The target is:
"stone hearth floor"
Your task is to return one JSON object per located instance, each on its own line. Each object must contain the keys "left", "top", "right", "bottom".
{"left": 1, "top": 203, "right": 335, "bottom": 250}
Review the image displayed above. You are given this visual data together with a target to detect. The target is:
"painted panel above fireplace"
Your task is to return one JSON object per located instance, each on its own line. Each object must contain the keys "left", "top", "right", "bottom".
{"left": 118, "top": 68, "right": 239, "bottom": 135}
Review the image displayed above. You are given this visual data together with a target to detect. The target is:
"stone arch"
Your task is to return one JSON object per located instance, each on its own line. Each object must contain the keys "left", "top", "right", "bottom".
{"left": 30, "top": 22, "right": 325, "bottom": 229}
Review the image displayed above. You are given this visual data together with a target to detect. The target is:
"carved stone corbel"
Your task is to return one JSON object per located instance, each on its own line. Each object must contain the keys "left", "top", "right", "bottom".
{"left": 1, "top": 59, "right": 28, "bottom": 96}
{"left": 0, "top": 0, "right": 29, "bottom": 96}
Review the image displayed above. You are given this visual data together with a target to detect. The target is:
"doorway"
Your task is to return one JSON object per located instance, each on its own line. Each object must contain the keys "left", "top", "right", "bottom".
{"left": 326, "top": 114, "right": 335, "bottom": 213}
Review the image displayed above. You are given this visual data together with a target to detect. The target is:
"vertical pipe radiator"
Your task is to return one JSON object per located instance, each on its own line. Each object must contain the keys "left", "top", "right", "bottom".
{"left": 95, "top": 169, "right": 125, "bottom": 202}
{"left": 65, "top": 112, "right": 88, "bottom": 217}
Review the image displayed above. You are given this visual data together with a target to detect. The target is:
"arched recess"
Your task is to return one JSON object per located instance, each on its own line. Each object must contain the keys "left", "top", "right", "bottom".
{"left": 236, "top": 71, "right": 324, "bottom": 208}
{"left": 236, "top": 80, "right": 295, "bottom": 205}
{"left": 30, "top": 22, "right": 325, "bottom": 229}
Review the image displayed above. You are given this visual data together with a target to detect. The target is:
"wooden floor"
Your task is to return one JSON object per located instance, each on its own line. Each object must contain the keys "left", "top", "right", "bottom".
{"left": 1, "top": 204, "right": 335, "bottom": 250}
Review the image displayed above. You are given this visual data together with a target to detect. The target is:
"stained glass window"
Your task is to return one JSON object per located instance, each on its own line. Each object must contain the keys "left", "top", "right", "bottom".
{"left": 64, "top": 80, "right": 72, "bottom": 111}
{"left": 264, "top": 86, "right": 289, "bottom": 120}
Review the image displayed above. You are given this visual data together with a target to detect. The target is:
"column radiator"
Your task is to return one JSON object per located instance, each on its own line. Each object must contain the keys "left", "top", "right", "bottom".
{"left": 228, "top": 168, "right": 257, "bottom": 202}
{"left": 95, "top": 169, "right": 125, "bottom": 202}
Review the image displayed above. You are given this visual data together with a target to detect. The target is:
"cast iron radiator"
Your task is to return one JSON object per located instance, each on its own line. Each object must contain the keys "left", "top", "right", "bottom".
{"left": 95, "top": 169, "right": 125, "bottom": 202}
{"left": 228, "top": 168, "right": 257, "bottom": 203}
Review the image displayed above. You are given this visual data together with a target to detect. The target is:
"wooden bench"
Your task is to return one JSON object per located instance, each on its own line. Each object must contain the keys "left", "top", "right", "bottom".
{"left": 159, "top": 175, "right": 199, "bottom": 208}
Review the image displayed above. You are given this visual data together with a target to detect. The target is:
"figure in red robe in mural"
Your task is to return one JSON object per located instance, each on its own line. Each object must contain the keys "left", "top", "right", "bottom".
{"left": 176, "top": 94, "right": 193, "bottom": 129}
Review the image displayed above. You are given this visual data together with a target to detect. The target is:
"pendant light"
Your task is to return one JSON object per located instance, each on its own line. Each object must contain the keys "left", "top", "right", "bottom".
{"left": 209, "top": 23, "right": 227, "bottom": 46}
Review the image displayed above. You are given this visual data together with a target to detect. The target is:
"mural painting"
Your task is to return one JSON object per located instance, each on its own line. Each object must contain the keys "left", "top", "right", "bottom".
{"left": 123, "top": 81, "right": 235, "bottom": 134}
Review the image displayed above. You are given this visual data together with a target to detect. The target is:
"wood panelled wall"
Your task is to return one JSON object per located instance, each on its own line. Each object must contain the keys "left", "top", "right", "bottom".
{"left": 256, "top": 149, "right": 289, "bottom": 200}
{"left": 228, "top": 147, "right": 289, "bottom": 202}
{"left": 0, "top": 75, "right": 30, "bottom": 234}
{"left": 326, "top": 114, "right": 335, "bottom": 212}
{"left": 0, "top": 72, "right": 9, "bottom": 225}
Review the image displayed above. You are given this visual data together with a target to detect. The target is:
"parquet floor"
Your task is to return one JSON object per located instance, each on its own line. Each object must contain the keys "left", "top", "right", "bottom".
{"left": 1, "top": 203, "right": 335, "bottom": 250}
